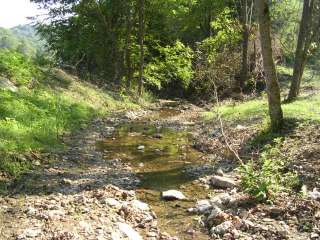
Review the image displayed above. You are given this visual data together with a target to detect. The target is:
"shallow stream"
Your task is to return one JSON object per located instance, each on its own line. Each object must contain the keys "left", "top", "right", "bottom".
{"left": 97, "top": 108, "right": 212, "bottom": 239}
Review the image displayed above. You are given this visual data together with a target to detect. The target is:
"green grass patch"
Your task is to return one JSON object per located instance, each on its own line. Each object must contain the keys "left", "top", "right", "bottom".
{"left": 0, "top": 65, "right": 140, "bottom": 176}
{"left": 204, "top": 93, "right": 320, "bottom": 123}
{"left": 0, "top": 49, "right": 39, "bottom": 86}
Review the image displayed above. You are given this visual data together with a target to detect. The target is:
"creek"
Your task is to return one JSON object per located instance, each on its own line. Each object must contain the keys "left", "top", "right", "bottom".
{"left": 97, "top": 107, "right": 212, "bottom": 239}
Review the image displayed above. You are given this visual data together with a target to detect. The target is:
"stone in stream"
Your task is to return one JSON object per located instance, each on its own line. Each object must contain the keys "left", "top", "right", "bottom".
{"left": 117, "top": 222, "right": 143, "bottom": 240}
{"left": 162, "top": 190, "right": 186, "bottom": 201}
{"left": 210, "top": 175, "right": 237, "bottom": 189}
{"left": 137, "top": 145, "right": 145, "bottom": 151}
{"left": 191, "top": 200, "right": 212, "bottom": 214}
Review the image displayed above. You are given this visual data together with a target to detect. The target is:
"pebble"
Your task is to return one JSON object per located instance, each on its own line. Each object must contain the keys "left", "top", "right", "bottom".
{"left": 211, "top": 220, "right": 234, "bottom": 236}
{"left": 309, "top": 188, "right": 320, "bottom": 200}
{"left": 194, "top": 200, "right": 212, "bottom": 213}
{"left": 137, "top": 145, "right": 145, "bottom": 151}
{"left": 24, "top": 228, "right": 42, "bottom": 238}
{"left": 117, "top": 222, "right": 143, "bottom": 240}
{"left": 162, "top": 190, "right": 186, "bottom": 200}
{"left": 131, "top": 200, "right": 150, "bottom": 211}
{"left": 210, "top": 175, "right": 237, "bottom": 189}
{"left": 103, "top": 198, "right": 121, "bottom": 208}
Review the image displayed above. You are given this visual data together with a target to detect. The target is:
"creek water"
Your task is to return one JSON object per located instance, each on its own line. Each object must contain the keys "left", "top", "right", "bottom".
{"left": 97, "top": 109, "right": 212, "bottom": 239}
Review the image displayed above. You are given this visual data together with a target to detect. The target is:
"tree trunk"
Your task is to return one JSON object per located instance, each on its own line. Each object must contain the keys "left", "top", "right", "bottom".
{"left": 138, "top": 0, "right": 145, "bottom": 97}
{"left": 125, "top": 1, "right": 133, "bottom": 91}
{"left": 256, "top": 0, "right": 283, "bottom": 131}
{"left": 287, "top": 0, "right": 314, "bottom": 101}
{"left": 239, "top": 0, "right": 249, "bottom": 91}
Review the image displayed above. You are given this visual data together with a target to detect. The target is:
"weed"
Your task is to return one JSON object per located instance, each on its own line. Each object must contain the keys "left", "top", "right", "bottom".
{"left": 240, "top": 138, "right": 299, "bottom": 202}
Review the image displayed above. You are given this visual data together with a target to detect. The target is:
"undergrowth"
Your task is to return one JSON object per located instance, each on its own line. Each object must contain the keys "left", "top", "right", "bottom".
{"left": 204, "top": 65, "right": 319, "bottom": 202}
{"left": 0, "top": 54, "right": 141, "bottom": 177}
{"left": 240, "top": 138, "right": 299, "bottom": 202}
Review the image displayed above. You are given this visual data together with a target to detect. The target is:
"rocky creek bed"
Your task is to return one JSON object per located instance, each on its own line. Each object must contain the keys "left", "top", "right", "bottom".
{"left": 0, "top": 100, "right": 319, "bottom": 240}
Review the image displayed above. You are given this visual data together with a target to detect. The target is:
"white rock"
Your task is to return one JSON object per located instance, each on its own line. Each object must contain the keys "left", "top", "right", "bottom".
{"left": 210, "top": 193, "right": 233, "bottom": 207}
{"left": 0, "top": 77, "right": 18, "bottom": 92}
{"left": 25, "top": 206, "right": 37, "bottom": 216}
{"left": 216, "top": 168, "right": 224, "bottom": 176}
{"left": 210, "top": 176, "right": 237, "bottom": 189}
{"left": 309, "top": 188, "right": 320, "bottom": 200}
{"left": 162, "top": 190, "right": 186, "bottom": 200}
{"left": 117, "top": 222, "right": 143, "bottom": 240}
{"left": 236, "top": 124, "right": 247, "bottom": 130}
{"left": 111, "top": 231, "right": 121, "bottom": 240}
{"left": 211, "top": 221, "right": 234, "bottom": 236}
{"left": 46, "top": 209, "right": 65, "bottom": 220}
{"left": 207, "top": 205, "right": 224, "bottom": 222}
{"left": 194, "top": 200, "right": 212, "bottom": 213}
{"left": 105, "top": 126, "right": 115, "bottom": 132}
{"left": 79, "top": 221, "right": 93, "bottom": 234}
{"left": 104, "top": 198, "right": 121, "bottom": 208}
{"left": 147, "top": 231, "right": 158, "bottom": 237}
{"left": 131, "top": 200, "right": 150, "bottom": 211}
{"left": 182, "top": 121, "right": 195, "bottom": 126}
{"left": 24, "top": 228, "right": 42, "bottom": 238}
{"left": 137, "top": 145, "right": 145, "bottom": 150}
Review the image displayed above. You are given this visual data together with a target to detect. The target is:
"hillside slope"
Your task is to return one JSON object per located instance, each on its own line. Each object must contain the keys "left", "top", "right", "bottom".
{"left": 0, "top": 51, "right": 140, "bottom": 177}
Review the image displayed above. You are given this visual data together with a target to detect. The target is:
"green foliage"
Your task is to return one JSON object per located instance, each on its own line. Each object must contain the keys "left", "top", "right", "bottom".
{"left": 201, "top": 8, "right": 242, "bottom": 62}
{"left": 240, "top": 139, "right": 299, "bottom": 202}
{"left": 145, "top": 41, "right": 193, "bottom": 90}
{"left": 191, "top": 8, "right": 241, "bottom": 99}
{"left": 31, "top": 0, "right": 234, "bottom": 96}
{"left": 271, "top": 0, "right": 301, "bottom": 62}
{"left": 0, "top": 49, "right": 39, "bottom": 85}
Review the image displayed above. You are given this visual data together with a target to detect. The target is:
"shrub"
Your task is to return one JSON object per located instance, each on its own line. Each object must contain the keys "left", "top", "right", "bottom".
{"left": 145, "top": 41, "right": 194, "bottom": 91}
{"left": 240, "top": 139, "right": 299, "bottom": 202}
{"left": 0, "top": 49, "right": 39, "bottom": 86}
{"left": 190, "top": 8, "right": 242, "bottom": 100}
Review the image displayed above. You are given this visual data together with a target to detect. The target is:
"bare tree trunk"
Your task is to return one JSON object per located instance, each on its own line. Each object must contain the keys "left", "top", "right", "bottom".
{"left": 256, "top": 0, "right": 283, "bottom": 131}
{"left": 288, "top": 0, "right": 315, "bottom": 101}
{"left": 125, "top": 1, "right": 133, "bottom": 91}
{"left": 239, "top": 0, "right": 249, "bottom": 91}
{"left": 138, "top": 0, "right": 145, "bottom": 97}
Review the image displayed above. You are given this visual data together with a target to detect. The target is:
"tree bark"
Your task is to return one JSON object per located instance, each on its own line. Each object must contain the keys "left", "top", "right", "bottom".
{"left": 239, "top": 0, "right": 249, "bottom": 91}
{"left": 287, "top": 0, "right": 314, "bottom": 101}
{"left": 125, "top": 1, "right": 133, "bottom": 90}
{"left": 256, "top": 0, "right": 283, "bottom": 131}
{"left": 138, "top": 0, "right": 145, "bottom": 97}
